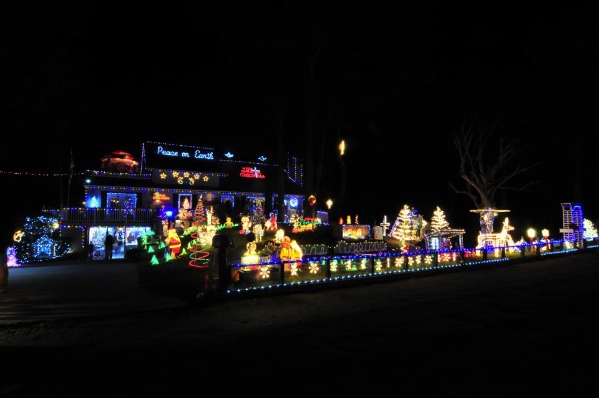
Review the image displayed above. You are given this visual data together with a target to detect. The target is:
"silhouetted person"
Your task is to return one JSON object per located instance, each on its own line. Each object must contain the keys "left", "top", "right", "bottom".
{"left": 104, "top": 233, "right": 114, "bottom": 260}
{"left": 87, "top": 243, "right": 95, "bottom": 260}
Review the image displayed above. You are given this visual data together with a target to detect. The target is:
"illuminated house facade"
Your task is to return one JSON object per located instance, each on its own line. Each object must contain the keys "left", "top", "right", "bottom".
{"left": 58, "top": 141, "right": 307, "bottom": 259}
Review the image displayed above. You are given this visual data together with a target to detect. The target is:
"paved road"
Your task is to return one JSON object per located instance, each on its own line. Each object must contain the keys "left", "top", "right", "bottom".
{"left": 0, "top": 259, "right": 189, "bottom": 325}
{"left": 0, "top": 252, "right": 598, "bottom": 397}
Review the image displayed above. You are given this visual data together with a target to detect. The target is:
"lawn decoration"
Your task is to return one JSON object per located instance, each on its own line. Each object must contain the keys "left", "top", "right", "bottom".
{"left": 165, "top": 227, "right": 181, "bottom": 260}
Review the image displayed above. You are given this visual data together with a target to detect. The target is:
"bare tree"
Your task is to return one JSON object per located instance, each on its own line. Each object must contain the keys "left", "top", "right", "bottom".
{"left": 450, "top": 116, "right": 541, "bottom": 214}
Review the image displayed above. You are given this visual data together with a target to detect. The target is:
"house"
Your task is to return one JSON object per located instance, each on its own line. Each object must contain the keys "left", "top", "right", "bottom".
{"left": 54, "top": 141, "right": 307, "bottom": 259}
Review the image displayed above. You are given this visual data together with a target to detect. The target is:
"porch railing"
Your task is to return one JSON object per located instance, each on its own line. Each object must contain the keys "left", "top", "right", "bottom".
{"left": 48, "top": 208, "right": 158, "bottom": 225}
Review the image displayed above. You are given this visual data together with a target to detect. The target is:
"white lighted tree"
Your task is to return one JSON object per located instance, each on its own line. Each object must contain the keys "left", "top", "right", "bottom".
{"left": 430, "top": 206, "right": 450, "bottom": 232}
{"left": 389, "top": 205, "right": 421, "bottom": 245}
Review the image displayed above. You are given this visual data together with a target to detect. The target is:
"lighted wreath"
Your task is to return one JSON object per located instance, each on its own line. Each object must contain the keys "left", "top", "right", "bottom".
{"left": 308, "top": 195, "right": 316, "bottom": 206}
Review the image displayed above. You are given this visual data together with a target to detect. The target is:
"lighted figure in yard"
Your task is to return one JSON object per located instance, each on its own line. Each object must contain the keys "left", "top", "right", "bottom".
{"left": 476, "top": 217, "right": 515, "bottom": 250}
{"left": 240, "top": 232, "right": 260, "bottom": 265}
{"left": 165, "top": 227, "right": 182, "bottom": 259}
{"left": 245, "top": 241, "right": 257, "bottom": 256}
{"left": 225, "top": 217, "right": 233, "bottom": 228}
{"left": 175, "top": 207, "right": 192, "bottom": 229}
{"left": 240, "top": 215, "right": 252, "bottom": 234}
{"left": 278, "top": 236, "right": 303, "bottom": 262}
{"left": 253, "top": 223, "right": 264, "bottom": 242}
{"left": 274, "top": 229, "right": 285, "bottom": 244}
{"left": 264, "top": 213, "right": 277, "bottom": 231}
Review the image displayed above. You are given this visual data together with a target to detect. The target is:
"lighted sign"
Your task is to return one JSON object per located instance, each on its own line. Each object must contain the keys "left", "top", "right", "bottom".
{"left": 240, "top": 166, "right": 265, "bottom": 179}
{"left": 341, "top": 224, "right": 371, "bottom": 240}
{"left": 153, "top": 192, "right": 171, "bottom": 201}
{"left": 156, "top": 145, "right": 215, "bottom": 161}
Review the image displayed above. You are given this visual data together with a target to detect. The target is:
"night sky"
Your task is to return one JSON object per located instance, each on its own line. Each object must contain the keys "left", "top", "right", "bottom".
{"left": 2, "top": 1, "right": 599, "bottom": 245}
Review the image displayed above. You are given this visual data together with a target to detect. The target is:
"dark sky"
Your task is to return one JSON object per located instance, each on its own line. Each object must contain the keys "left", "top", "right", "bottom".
{"left": 2, "top": 1, "right": 599, "bottom": 243}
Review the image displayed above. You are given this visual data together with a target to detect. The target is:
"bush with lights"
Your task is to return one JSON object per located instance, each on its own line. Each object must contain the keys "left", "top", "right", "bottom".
{"left": 8, "top": 213, "right": 70, "bottom": 266}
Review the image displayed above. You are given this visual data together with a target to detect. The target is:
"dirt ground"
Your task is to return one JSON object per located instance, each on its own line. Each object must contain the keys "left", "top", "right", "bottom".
{"left": 1, "top": 251, "right": 598, "bottom": 397}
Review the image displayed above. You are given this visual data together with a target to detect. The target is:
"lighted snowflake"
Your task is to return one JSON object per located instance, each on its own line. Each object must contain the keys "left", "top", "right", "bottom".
{"left": 424, "top": 255, "right": 433, "bottom": 265}
{"left": 374, "top": 260, "right": 383, "bottom": 272}
{"left": 407, "top": 256, "right": 414, "bottom": 266}
{"left": 394, "top": 258, "right": 403, "bottom": 268}
{"left": 290, "top": 263, "right": 299, "bottom": 276}
{"left": 440, "top": 253, "right": 450, "bottom": 262}
{"left": 259, "top": 266, "right": 271, "bottom": 279}
{"left": 414, "top": 255, "right": 422, "bottom": 264}
{"left": 309, "top": 263, "right": 320, "bottom": 274}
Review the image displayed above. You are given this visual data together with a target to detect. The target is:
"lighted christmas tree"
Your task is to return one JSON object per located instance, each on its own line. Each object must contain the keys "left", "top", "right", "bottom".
{"left": 251, "top": 199, "right": 265, "bottom": 224}
{"left": 389, "top": 204, "right": 418, "bottom": 243}
{"left": 193, "top": 194, "right": 206, "bottom": 229}
{"left": 430, "top": 206, "right": 450, "bottom": 232}
{"left": 188, "top": 194, "right": 210, "bottom": 268}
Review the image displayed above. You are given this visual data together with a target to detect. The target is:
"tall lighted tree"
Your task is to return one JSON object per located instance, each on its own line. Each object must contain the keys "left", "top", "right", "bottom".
{"left": 189, "top": 194, "right": 209, "bottom": 268}
{"left": 193, "top": 195, "right": 206, "bottom": 229}
{"left": 430, "top": 206, "right": 450, "bottom": 233}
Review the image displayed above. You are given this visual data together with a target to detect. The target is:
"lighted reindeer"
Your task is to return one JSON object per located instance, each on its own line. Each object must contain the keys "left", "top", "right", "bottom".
{"left": 476, "top": 217, "right": 516, "bottom": 251}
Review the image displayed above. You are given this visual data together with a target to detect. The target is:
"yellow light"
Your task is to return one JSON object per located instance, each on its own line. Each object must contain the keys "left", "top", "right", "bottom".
{"left": 542, "top": 229, "right": 549, "bottom": 238}
{"left": 339, "top": 140, "right": 345, "bottom": 156}
{"left": 326, "top": 199, "right": 333, "bottom": 210}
